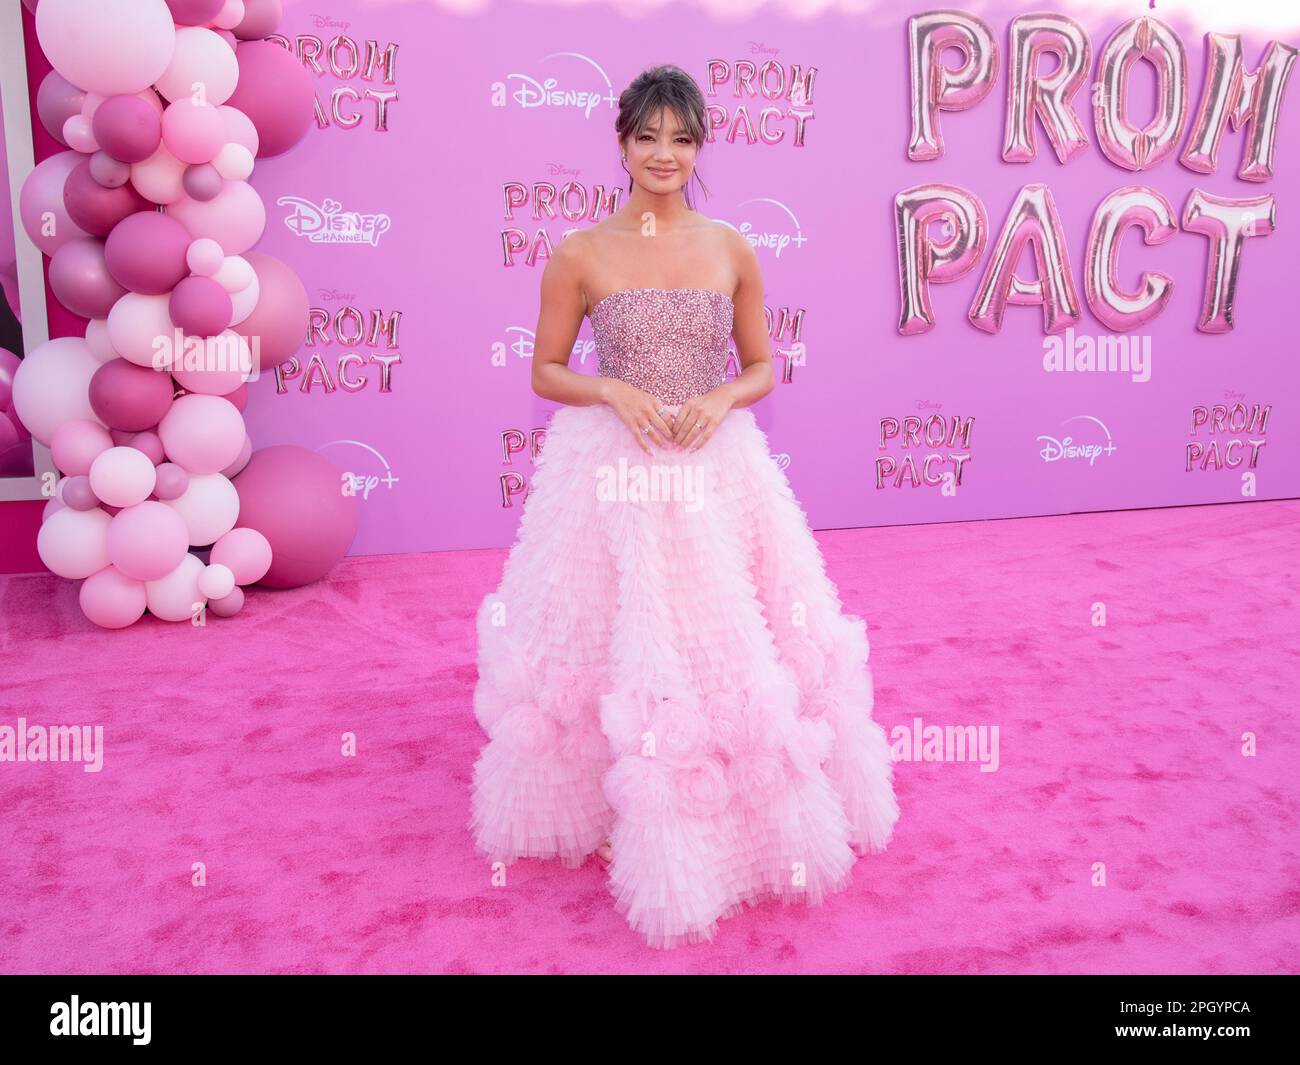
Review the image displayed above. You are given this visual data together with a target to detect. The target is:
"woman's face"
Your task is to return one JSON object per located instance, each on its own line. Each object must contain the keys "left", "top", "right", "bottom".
{"left": 623, "top": 107, "right": 697, "bottom": 194}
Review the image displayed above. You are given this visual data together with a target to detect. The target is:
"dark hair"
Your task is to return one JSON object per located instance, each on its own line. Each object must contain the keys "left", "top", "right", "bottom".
{"left": 615, "top": 65, "right": 712, "bottom": 208}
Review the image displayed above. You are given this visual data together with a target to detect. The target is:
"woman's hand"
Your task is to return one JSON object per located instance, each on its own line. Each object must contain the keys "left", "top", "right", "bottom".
{"left": 602, "top": 379, "right": 676, "bottom": 455}
{"left": 671, "top": 388, "right": 734, "bottom": 451}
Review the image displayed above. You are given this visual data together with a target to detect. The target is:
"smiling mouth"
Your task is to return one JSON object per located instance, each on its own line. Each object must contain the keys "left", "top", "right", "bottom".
{"left": 649, "top": 168, "right": 676, "bottom": 175}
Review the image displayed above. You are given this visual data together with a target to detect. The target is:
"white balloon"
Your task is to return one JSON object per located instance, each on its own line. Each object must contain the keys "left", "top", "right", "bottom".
{"left": 36, "top": 0, "right": 176, "bottom": 97}
{"left": 106, "top": 292, "right": 182, "bottom": 370}
{"left": 12, "top": 336, "right": 106, "bottom": 444}
{"left": 161, "top": 471, "right": 240, "bottom": 546}
{"left": 154, "top": 27, "right": 240, "bottom": 105}
{"left": 37, "top": 506, "right": 112, "bottom": 579}
{"left": 145, "top": 552, "right": 207, "bottom": 622}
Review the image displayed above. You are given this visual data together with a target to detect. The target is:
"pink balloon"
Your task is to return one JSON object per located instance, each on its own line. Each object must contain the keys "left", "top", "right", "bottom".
{"left": 170, "top": 329, "right": 251, "bottom": 396}
{"left": 153, "top": 461, "right": 190, "bottom": 500}
{"left": 19, "top": 151, "right": 90, "bottom": 257}
{"left": 105, "top": 292, "right": 183, "bottom": 369}
{"left": 104, "top": 211, "right": 192, "bottom": 294}
{"left": 80, "top": 564, "right": 148, "bottom": 628}
{"left": 51, "top": 418, "right": 115, "bottom": 475}
{"left": 1085, "top": 186, "right": 1178, "bottom": 331}
{"left": 224, "top": 40, "right": 315, "bottom": 158}
{"left": 161, "top": 471, "right": 239, "bottom": 546}
{"left": 198, "top": 562, "right": 235, "bottom": 599}
{"left": 907, "top": 10, "right": 998, "bottom": 162}
{"left": 107, "top": 500, "right": 190, "bottom": 581}
{"left": 36, "top": 0, "right": 177, "bottom": 96}
{"left": 165, "top": 179, "right": 265, "bottom": 255}
{"left": 969, "top": 183, "right": 1082, "bottom": 335}
{"left": 89, "top": 445, "right": 157, "bottom": 507}
{"left": 62, "top": 114, "right": 99, "bottom": 153}
{"left": 158, "top": 393, "right": 245, "bottom": 473}
{"left": 1093, "top": 16, "right": 1189, "bottom": 172}
{"left": 165, "top": 0, "right": 224, "bottom": 25}
{"left": 36, "top": 70, "right": 87, "bottom": 147}
{"left": 11, "top": 337, "right": 104, "bottom": 444}
{"left": 232, "top": 251, "right": 308, "bottom": 370}
{"left": 37, "top": 505, "right": 112, "bottom": 579}
{"left": 127, "top": 429, "right": 166, "bottom": 465}
{"left": 182, "top": 163, "right": 224, "bottom": 201}
{"left": 64, "top": 159, "right": 152, "bottom": 238}
{"left": 211, "top": 525, "right": 271, "bottom": 584}
{"left": 89, "top": 358, "right": 176, "bottom": 431}
{"left": 89, "top": 151, "right": 132, "bottom": 189}
{"left": 225, "top": 382, "right": 248, "bottom": 412}
{"left": 154, "top": 26, "right": 240, "bottom": 105}
{"left": 130, "top": 142, "right": 188, "bottom": 205}
{"left": 220, "top": 432, "right": 252, "bottom": 477}
{"left": 162, "top": 99, "right": 227, "bottom": 164}
{"left": 144, "top": 552, "right": 207, "bottom": 621}
{"left": 207, "top": 584, "right": 244, "bottom": 616}
{"left": 93, "top": 94, "right": 163, "bottom": 164}
{"left": 233, "top": 0, "right": 282, "bottom": 41}
{"left": 217, "top": 105, "right": 259, "bottom": 156}
{"left": 50, "top": 237, "right": 128, "bottom": 320}
{"left": 187, "top": 238, "right": 225, "bottom": 276}
{"left": 62, "top": 475, "right": 100, "bottom": 510}
{"left": 232, "top": 445, "right": 357, "bottom": 588}
{"left": 893, "top": 183, "right": 988, "bottom": 335}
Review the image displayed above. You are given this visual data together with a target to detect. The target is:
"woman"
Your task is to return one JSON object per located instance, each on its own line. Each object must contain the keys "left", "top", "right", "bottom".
{"left": 469, "top": 65, "right": 898, "bottom": 949}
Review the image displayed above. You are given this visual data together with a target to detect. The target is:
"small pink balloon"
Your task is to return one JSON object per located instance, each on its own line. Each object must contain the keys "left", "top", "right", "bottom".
{"left": 89, "top": 359, "right": 176, "bottom": 431}
{"left": 187, "top": 238, "right": 225, "bottom": 276}
{"left": 212, "top": 142, "right": 254, "bottom": 181}
{"left": 106, "top": 500, "right": 191, "bottom": 581}
{"left": 80, "top": 564, "right": 149, "bottom": 628}
{"left": 49, "top": 237, "right": 128, "bottom": 320}
{"left": 63, "top": 114, "right": 99, "bottom": 153}
{"left": 89, "top": 151, "right": 131, "bottom": 188}
{"left": 208, "top": 583, "right": 244, "bottom": 616}
{"left": 211, "top": 525, "right": 271, "bottom": 584}
{"left": 198, "top": 561, "right": 235, "bottom": 599}
{"left": 93, "top": 94, "right": 163, "bottom": 164}
{"left": 153, "top": 461, "right": 190, "bottom": 500}
{"left": 89, "top": 445, "right": 157, "bottom": 507}
{"left": 104, "top": 210, "right": 192, "bottom": 294}
{"left": 51, "top": 418, "right": 115, "bottom": 475}
{"left": 162, "top": 99, "right": 227, "bottom": 164}
{"left": 182, "top": 163, "right": 224, "bottom": 201}
{"left": 169, "top": 275, "right": 233, "bottom": 336}
{"left": 62, "top": 475, "right": 101, "bottom": 510}
{"left": 127, "top": 429, "right": 166, "bottom": 465}
{"left": 64, "top": 158, "right": 151, "bottom": 237}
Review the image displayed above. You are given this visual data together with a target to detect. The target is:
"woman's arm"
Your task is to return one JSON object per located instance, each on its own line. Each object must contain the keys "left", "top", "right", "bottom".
{"left": 530, "top": 234, "right": 612, "bottom": 406}
{"left": 715, "top": 226, "right": 775, "bottom": 410}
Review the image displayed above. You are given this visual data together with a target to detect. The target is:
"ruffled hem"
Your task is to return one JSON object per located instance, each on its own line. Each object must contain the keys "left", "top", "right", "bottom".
{"left": 468, "top": 403, "right": 899, "bottom": 947}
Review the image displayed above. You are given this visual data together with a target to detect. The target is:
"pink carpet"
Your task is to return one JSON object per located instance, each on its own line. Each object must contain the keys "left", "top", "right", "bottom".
{"left": 2, "top": 500, "right": 1297, "bottom": 974}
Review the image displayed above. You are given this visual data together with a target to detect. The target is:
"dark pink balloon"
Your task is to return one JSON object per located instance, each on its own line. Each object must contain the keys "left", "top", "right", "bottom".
{"left": 49, "top": 238, "right": 127, "bottom": 319}
{"left": 127, "top": 430, "right": 166, "bottom": 465}
{"left": 104, "top": 211, "right": 191, "bottom": 295}
{"left": 62, "top": 475, "right": 100, "bottom": 510}
{"left": 169, "top": 275, "right": 232, "bottom": 337}
{"left": 93, "top": 94, "right": 162, "bottom": 164}
{"left": 165, "top": 0, "right": 224, "bottom": 25}
{"left": 224, "top": 382, "right": 248, "bottom": 413}
{"left": 232, "top": 251, "right": 308, "bottom": 369}
{"left": 182, "top": 163, "right": 223, "bottom": 202}
{"left": 224, "top": 41, "right": 315, "bottom": 158}
{"left": 89, "top": 359, "right": 176, "bottom": 432}
{"left": 234, "top": 0, "right": 283, "bottom": 40}
{"left": 36, "top": 70, "right": 86, "bottom": 147}
{"left": 233, "top": 445, "right": 358, "bottom": 588}
{"left": 64, "top": 159, "right": 152, "bottom": 238}
{"left": 208, "top": 584, "right": 244, "bottom": 616}
{"left": 89, "top": 152, "right": 131, "bottom": 188}
{"left": 153, "top": 461, "right": 190, "bottom": 500}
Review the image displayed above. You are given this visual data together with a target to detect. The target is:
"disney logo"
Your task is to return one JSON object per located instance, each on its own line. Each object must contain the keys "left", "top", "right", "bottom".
{"left": 748, "top": 42, "right": 780, "bottom": 56}
{"left": 916, "top": 400, "right": 943, "bottom": 411}
{"left": 544, "top": 163, "right": 582, "bottom": 177}
{"left": 310, "top": 14, "right": 352, "bottom": 31}
{"left": 280, "top": 195, "right": 392, "bottom": 246}
{"left": 319, "top": 288, "right": 357, "bottom": 302}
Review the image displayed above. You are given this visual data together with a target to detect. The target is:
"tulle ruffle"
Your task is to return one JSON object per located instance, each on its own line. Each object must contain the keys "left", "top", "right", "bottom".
{"left": 469, "top": 403, "right": 899, "bottom": 946}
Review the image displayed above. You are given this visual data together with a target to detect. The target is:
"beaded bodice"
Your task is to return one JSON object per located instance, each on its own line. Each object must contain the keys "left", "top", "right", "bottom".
{"left": 588, "top": 287, "right": 733, "bottom": 405}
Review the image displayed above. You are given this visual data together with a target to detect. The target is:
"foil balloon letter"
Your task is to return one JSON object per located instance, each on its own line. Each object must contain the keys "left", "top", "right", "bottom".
{"left": 1084, "top": 186, "right": 1178, "bottom": 331}
{"left": 907, "top": 10, "right": 998, "bottom": 162}
{"left": 1182, "top": 189, "right": 1276, "bottom": 333}
{"left": 1180, "top": 33, "right": 1300, "bottom": 182}
{"left": 894, "top": 183, "right": 988, "bottom": 335}
{"left": 1094, "top": 16, "right": 1189, "bottom": 171}
{"left": 969, "top": 183, "right": 1081, "bottom": 335}
{"left": 1003, "top": 13, "right": 1092, "bottom": 164}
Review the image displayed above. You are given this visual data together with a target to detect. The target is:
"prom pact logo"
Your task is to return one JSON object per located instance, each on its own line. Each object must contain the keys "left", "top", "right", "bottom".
{"left": 499, "top": 53, "right": 618, "bottom": 117}
{"left": 279, "top": 195, "right": 392, "bottom": 246}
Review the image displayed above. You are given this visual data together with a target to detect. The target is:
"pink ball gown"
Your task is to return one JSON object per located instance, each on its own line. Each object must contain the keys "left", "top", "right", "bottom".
{"left": 469, "top": 286, "right": 899, "bottom": 949}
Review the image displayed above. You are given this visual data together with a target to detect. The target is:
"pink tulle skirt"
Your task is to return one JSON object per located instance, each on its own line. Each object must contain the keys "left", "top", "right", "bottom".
{"left": 468, "top": 401, "right": 899, "bottom": 948}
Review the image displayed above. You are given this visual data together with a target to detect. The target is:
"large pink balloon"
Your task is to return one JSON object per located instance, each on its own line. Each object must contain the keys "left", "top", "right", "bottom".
{"left": 50, "top": 237, "right": 128, "bottom": 320}
{"left": 232, "top": 251, "right": 308, "bottom": 371}
{"left": 162, "top": 99, "right": 227, "bottom": 164}
{"left": 89, "top": 358, "right": 175, "bottom": 431}
{"left": 11, "top": 336, "right": 105, "bottom": 444}
{"left": 165, "top": 180, "right": 266, "bottom": 255}
{"left": 20, "top": 152, "right": 91, "bottom": 257}
{"left": 93, "top": 94, "right": 163, "bottom": 164}
{"left": 211, "top": 525, "right": 272, "bottom": 584}
{"left": 80, "top": 564, "right": 149, "bottom": 628}
{"left": 106, "top": 500, "right": 190, "bottom": 580}
{"left": 233, "top": 0, "right": 283, "bottom": 40}
{"left": 50, "top": 418, "right": 114, "bottom": 476}
{"left": 36, "top": 0, "right": 177, "bottom": 96}
{"left": 144, "top": 551, "right": 207, "bottom": 621}
{"left": 224, "top": 40, "right": 316, "bottom": 158}
{"left": 162, "top": 471, "right": 239, "bottom": 546}
{"left": 158, "top": 393, "right": 245, "bottom": 473}
{"left": 233, "top": 446, "right": 358, "bottom": 588}
{"left": 154, "top": 26, "right": 240, "bottom": 105}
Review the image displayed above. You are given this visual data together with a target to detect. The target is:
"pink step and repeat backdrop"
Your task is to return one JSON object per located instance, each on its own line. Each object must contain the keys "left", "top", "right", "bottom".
{"left": 130, "top": 0, "right": 1300, "bottom": 555}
